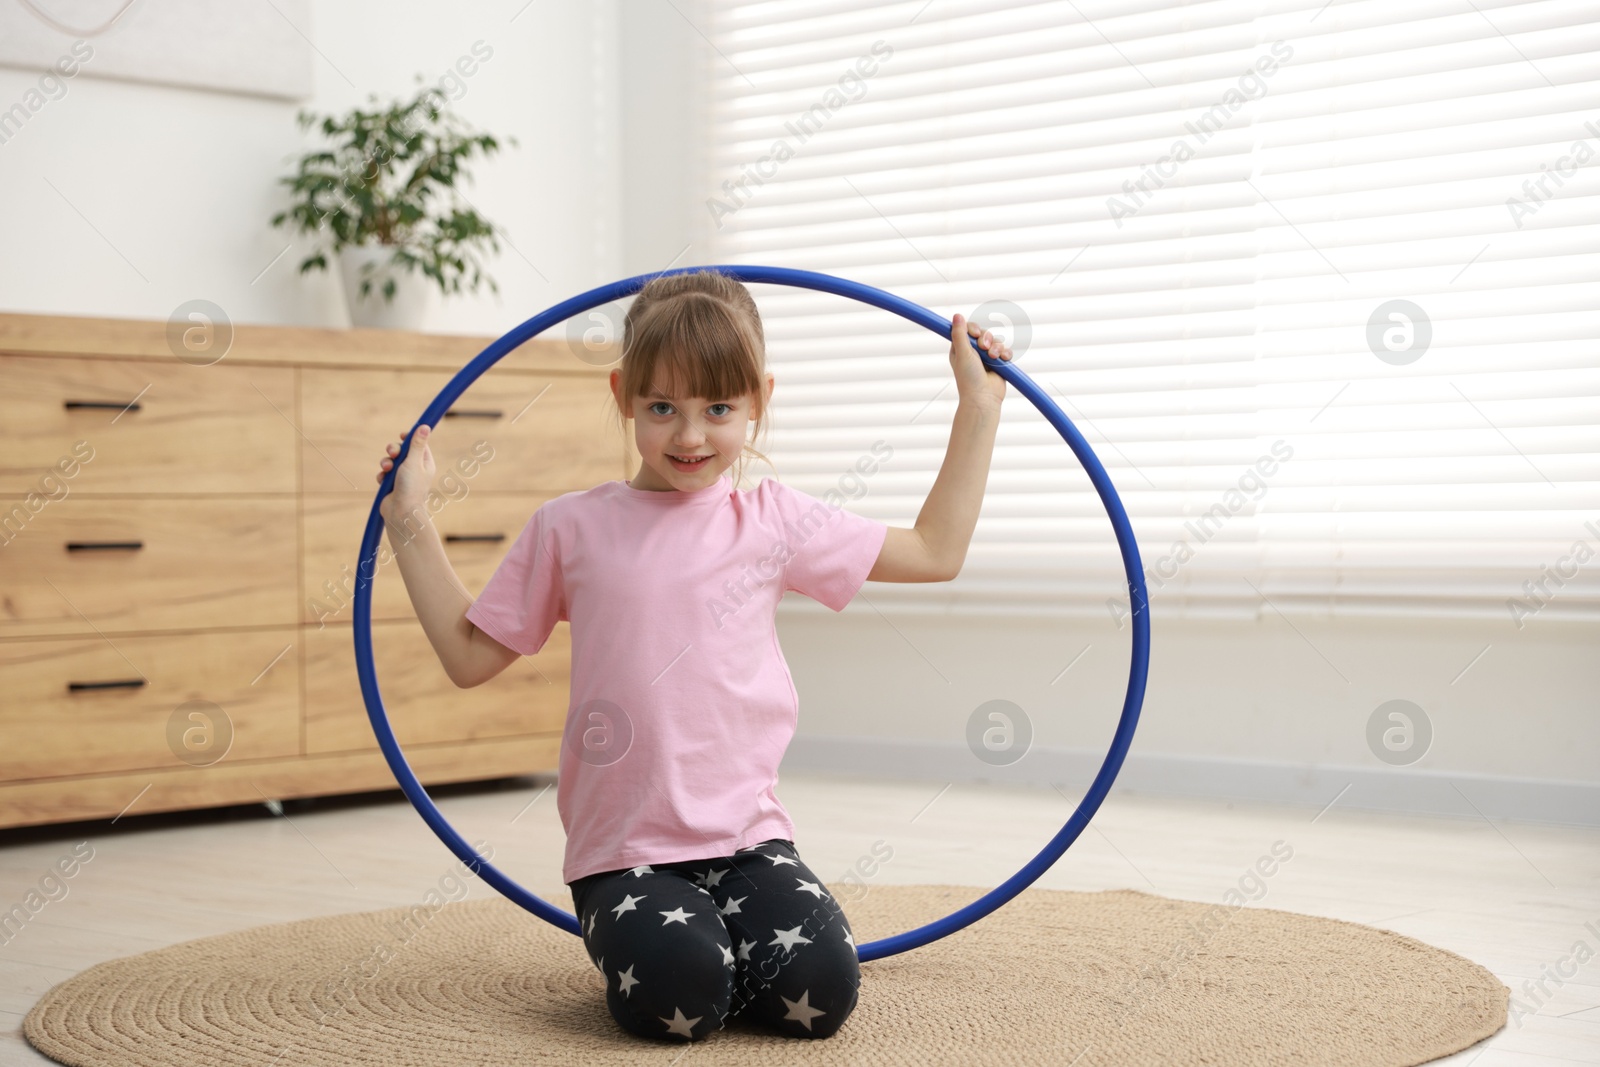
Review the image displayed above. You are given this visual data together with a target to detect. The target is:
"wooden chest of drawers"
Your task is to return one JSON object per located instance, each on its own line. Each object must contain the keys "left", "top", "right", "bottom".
{"left": 0, "top": 311, "right": 632, "bottom": 829}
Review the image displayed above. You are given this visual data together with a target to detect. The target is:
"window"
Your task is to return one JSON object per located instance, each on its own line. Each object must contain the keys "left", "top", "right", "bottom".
{"left": 702, "top": 0, "right": 1599, "bottom": 622}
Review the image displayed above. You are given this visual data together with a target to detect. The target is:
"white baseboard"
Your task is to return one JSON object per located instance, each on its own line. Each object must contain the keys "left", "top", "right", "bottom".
{"left": 781, "top": 735, "right": 1600, "bottom": 828}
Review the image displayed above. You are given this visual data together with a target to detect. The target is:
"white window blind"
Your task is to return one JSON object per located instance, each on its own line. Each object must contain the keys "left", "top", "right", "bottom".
{"left": 700, "top": 0, "right": 1600, "bottom": 623}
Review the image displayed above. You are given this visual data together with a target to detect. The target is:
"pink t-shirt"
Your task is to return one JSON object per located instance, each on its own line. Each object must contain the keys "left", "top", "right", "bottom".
{"left": 463, "top": 471, "right": 889, "bottom": 885}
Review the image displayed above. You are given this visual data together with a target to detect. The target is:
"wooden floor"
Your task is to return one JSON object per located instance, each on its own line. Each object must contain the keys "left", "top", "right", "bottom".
{"left": 1, "top": 772, "right": 1595, "bottom": 1065}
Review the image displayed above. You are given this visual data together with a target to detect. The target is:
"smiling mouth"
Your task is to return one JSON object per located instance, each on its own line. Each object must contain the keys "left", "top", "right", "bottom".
{"left": 668, "top": 454, "right": 712, "bottom": 467}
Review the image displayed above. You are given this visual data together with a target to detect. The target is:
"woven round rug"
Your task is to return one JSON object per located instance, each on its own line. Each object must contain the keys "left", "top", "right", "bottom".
{"left": 24, "top": 884, "right": 1505, "bottom": 1066}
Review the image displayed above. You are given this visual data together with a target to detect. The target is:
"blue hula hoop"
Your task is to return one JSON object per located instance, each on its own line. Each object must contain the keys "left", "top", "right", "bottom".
{"left": 355, "top": 264, "right": 1150, "bottom": 963}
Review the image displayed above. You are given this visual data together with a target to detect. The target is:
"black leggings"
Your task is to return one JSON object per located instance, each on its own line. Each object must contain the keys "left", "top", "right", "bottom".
{"left": 567, "top": 837, "right": 860, "bottom": 1042}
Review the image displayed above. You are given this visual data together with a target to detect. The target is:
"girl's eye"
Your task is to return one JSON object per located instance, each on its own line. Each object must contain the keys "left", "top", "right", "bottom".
{"left": 649, "top": 401, "right": 734, "bottom": 417}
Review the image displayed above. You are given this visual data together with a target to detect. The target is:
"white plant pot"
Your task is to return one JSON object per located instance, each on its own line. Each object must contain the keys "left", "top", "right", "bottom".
{"left": 337, "top": 244, "right": 432, "bottom": 330}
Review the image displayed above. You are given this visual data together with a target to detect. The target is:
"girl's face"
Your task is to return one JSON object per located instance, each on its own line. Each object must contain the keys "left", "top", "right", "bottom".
{"left": 611, "top": 368, "right": 774, "bottom": 492}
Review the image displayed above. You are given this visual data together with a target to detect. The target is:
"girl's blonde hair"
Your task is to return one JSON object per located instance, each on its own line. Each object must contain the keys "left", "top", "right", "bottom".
{"left": 609, "top": 268, "right": 775, "bottom": 489}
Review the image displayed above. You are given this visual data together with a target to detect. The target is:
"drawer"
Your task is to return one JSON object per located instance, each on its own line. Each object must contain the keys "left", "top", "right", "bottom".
{"left": 299, "top": 366, "right": 623, "bottom": 494}
{"left": 301, "top": 492, "right": 557, "bottom": 627}
{"left": 0, "top": 354, "right": 296, "bottom": 494}
{"left": 302, "top": 618, "right": 569, "bottom": 754}
{"left": 0, "top": 496, "right": 297, "bottom": 638}
{"left": 0, "top": 629, "right": 300, "bottom": 781}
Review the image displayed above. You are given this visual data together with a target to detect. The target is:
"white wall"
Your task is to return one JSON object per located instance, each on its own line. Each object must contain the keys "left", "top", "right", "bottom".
{"left": 3, "top": 2, "right": 1592, "bottom": 824}
{"left": 0, "top": 0, "right": 623, "bottom": 333}
{"left": 618, "top": 0, "right": 710, "bottom": 276}
{"left": 775, "top": 609, "right": 1600, "bottom": 825}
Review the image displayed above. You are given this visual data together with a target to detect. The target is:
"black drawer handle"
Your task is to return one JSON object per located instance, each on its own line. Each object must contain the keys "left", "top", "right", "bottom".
{"left": 68, "top": 678, "right": 147, "bottom": 691}
{"left": 444, "top": 533, "right": 507, "bottom": 543}
{"left": 64, "top": 400, "right": 141, "bottom": 411}
{"left": 66, "top": 541, "right": 144, "bottom": 551}
{"left": 443, "top": 408, "right": 503, "bottom": 419}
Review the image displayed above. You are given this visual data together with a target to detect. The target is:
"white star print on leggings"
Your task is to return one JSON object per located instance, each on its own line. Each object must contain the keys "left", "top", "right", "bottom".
{"left": 567, "top": 838, "right": 860, "bottom": 1042}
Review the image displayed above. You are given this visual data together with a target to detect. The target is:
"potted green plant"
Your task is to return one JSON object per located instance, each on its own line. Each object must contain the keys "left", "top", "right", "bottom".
{"left": 269, "top": 78, "right": 518, "bottom": 329}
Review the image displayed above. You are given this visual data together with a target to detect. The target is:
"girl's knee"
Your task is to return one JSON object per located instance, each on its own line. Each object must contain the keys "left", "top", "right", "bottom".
{"left": 602, "top": 944, "right": 736, "bottom": 1042}
{"left": 742, "top": 945, "right": 860, "bottom": 1039}
{"left": 765, "top": 976, "right": 859, "bottom": 1039}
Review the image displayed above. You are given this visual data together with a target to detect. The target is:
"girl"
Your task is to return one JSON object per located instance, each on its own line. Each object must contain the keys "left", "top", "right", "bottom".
{"left": 375, "top": 268, "right": 1010, "bottom": 1043}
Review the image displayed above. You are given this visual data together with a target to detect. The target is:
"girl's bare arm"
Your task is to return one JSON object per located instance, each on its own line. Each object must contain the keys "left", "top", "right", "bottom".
{"left": 378, "top": 426, "right": 522, "bottom": 688}
{"left": 868, "top": 313, "right": 1011, "bottom": 582}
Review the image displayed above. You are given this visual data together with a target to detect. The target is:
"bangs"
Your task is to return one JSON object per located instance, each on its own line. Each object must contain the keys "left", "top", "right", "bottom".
{"left": 625, "top": 291, "right": 764, "bottom": 404}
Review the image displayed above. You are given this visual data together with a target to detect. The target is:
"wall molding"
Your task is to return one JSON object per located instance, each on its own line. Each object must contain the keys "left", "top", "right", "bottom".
{"left": 782, "top": 734, "right": 1600, "bottom": 828}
